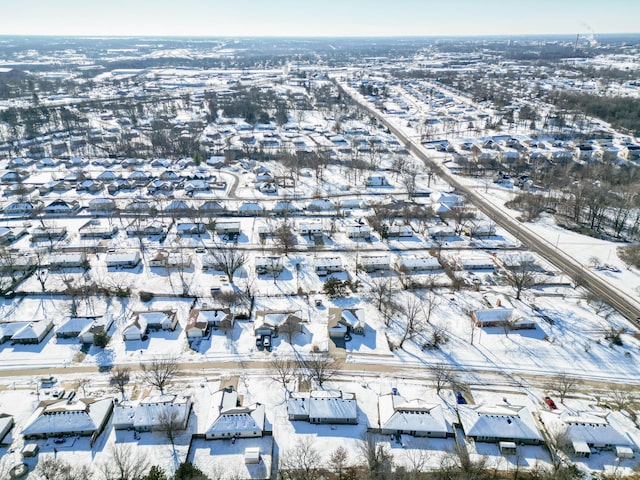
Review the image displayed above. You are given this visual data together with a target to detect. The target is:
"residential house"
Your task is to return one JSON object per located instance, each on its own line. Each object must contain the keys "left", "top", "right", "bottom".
{"left": 365, "top": 175, "right": 390, "bottom": 187}
{"left": 238, "top": 202, "right": 264, "bottom": 216}
{"left": 205, "top": 386, "right": 266, "bottom": 439}
{"left": 378, "top": 393, "right": 451, "bottom": 438}
{"left": 255, "top": 256, "right": 284, "bottom": 275}
{"left": 48, "top": 252, "right": 88, "bottom": 270}
{"left": 11, "top": 320, "right": 54, "bottom": 344}
{"left": 344, "top": 224, "right": 372, "bottom": 239}
{"left": 470, "top": 307, "right": 535, "bottom": 330}
{"left": 0, "top": 226, "right": 28, "bottom": 244}
{"left": 314, "top": 256, "right": 343, "bottom": 275}
{"left": 387, "top": 225, "right": 414, "bottom": 238}
{"left": 458, "top": 404, "right": 543, "bottom": 445}
{"left": 122, "top": 314, "right": 148, "bottom": 341}
{"left": 88, "top": 198, "right": 116, "bottom": 215}
{"left": 79, "top": 220, "right": 118, "bottom": 239}
{"left": 0, "top": 414, "right": 14, "bottom": 445}
{"left": 43, "top": 200, "right": 80, "bottom": 216}
{"left": 298, "top": 222, "right": 324, "bottom": 237}
{"left": 3, "top": 201, "right": 37, "bottom": 217}
{"left": 215, "top": 221, "right": 241, "bottom": 235}
{"left": 360, "top": 255, "right": 391, "bottom": 272}
{"left": 126, "top": 220, "right": 167, "bottom": 237}
{"left": 188, "top": 307, "right": 234, "bottom": 333}
{"left": 132, "top": 310, "right": 178, "bottom": 332}
{"left": 105, "top": 251, "right": 141, "bottom": 269}
{"left": 288, "top": 390, "right": 358, "bottom": 424}
{"left": 328, "top": 308, "right": 366, "bottom": 337}
{"left": 176, "top": 222, "right": 206, "bottom": 236}
{"left": 113, "top": 394, "right": 192, "bottom": 432}
{"left": 398, "top": 256, "right": 441, "bottom": 272}
{"left": 31, "top": 226, "right": 67, "bottom": 242}
{"left": 21, "top": 398, "right": 114, "bottom": 445}
{"left": 253, "top": 310, "right": 303, "bottom": 339}
{"left": 149, "top": 250, "right": 192, "bottom": 269}
{"left": 545, "top": 410, "right": 634, "bottom": 457}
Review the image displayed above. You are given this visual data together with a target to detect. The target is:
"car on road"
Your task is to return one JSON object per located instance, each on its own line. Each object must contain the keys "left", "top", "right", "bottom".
{"left": 455, "top": 391, "right": 467, "bottom": 404}
{"left": 544, "top": 396, "right": 557, "bottom": 409}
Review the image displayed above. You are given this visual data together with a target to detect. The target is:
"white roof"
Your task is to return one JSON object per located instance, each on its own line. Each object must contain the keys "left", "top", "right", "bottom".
{"left": 458, "top": 404, "right": 542, "bottom": 442}
{"left": 379, "top": 394, "right": 450, "bottom": 435}
{"left": 288, "top": 391, "right": 357, "bottom": 422}
{"left": 22, "top": 398, "right": 113, "bottom": 437}
{"left": 205, "top": 389, "right": 265, "bottom": 437}
{"left": 560, "top": 411, "right": 631, "bottom": 447}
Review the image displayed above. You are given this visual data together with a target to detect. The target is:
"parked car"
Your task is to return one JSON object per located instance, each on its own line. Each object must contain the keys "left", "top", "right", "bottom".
{"left": 544, "top": 396, "right": 557, "bottom": 409}
{"left": 262, "top": 335, "right": 271, "bottom": 351}
{"left": 455, "top": 391, "right": 467, "bottom": 404}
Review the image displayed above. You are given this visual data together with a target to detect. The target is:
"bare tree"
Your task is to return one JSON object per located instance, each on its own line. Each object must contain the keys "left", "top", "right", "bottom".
{"left": 300, "top": 354, "right": 342, "bottom": 388}
{"left": 429, "top": 363, "right": 457, "bottom": 395}
{"left": 269, "top": 356, "right": 297, "bottom": 392}
{"left": 209, "top": 246, "right": 247, "bottom": 283}
{"left": 398, "top": 297, "right": 424, "bottom": 349}
{"left": 547, "top": 373, "right": 577, "bottom": 403}
{"left": 34, "top": 456, "right": 94, "bottom": 480}
{"left": 140, "top": 355, "right": 180, "bottom": 394}
{"left": 608, "top": 385, "right": 638, "bottom": 416}
{"left": 158, "top": 407, "right": 186, "bottom": 457}
{"left": 74, "top": 378, "right": 90, "bottom": 397}
{"left": 109, "top": 366, "right": 131, "bottom": 399}
{"left": 329, "top": 446, "right": 349, "bottom": 480}
{"left": 278, "top": 437, "right": 322, "bottom": 480}
{"left": 359, "top": 432, "right": 393, "bottom": 479}
{"left": 100, "top": 444, "right": 150, "bottom": 480}
{"left": 33, "top": 249, "right": 49, "bottom": 292}
{"left": 273, "top": 221, "right": 297, "bottom": 256}
{"left": 506, "top": 254, "right": 539, "bottom": 300}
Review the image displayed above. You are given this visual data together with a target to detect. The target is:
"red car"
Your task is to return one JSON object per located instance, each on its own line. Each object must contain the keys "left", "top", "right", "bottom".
{"left": 544, "top": 396, "right": 557, "bottom": 409}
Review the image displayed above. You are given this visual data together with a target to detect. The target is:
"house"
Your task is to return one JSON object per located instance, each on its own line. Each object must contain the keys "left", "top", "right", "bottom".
{"left": 298, "top": 222, "right": 324, "bottom": 237}
{"left": 365, "top": 175, "right": 390, "bottom": 187}
{"left": 238, "top": 202, "right": 264, "bottom": 216}
{"left": 328, "top": 308, "right": 366, "bottom": 337}
{"left": 188, "top": 308, "right": 234, "bottom": 333}
{"left": 459, "top": 257, "right": 496, "bottom": 271}
{"left": 205, "top": 386, "right": 266, "bottom": 439}
{"left": 306, "top": 199, "right": 335, "bottom": 211}
{"left": 215, "top": 221, "right": 241, "bottom": 235}
{"left": 149, "top": 250, "right": 192, "bottom": 269}
{"left": 288, "top": 390, "right": 358, "bottom": 424}
{"left": 88, "top": 198, "right": 116, "bottom": 215}
{"left": 56, "top": 316, "right": 96, "bottom": 339}
{"left": 132, "top": 310, "right": 178, "bottom": 332}
{"left": 0, "top": 226, "right": 28, "bottom": 244}
{"left": 398, "top": 256, "right": 441, "bottom": 272}
{"left": 126, "top": 220, "right": 167, "bottom": 237}
{"left": 48, "top": 252, "right": 88, "bottom": 270}
{"left": 165, "top": 200, "right": 192, "bottom": 216}
{"left": 176, "top": 222, "right": 206, "bottom": 236}
{"left": 272, "top": 201, "right": 300, "bottom": 215}
{"left": 464, "top": 222, "right": 496, "bottom": 237}
{"left": 428, "top": 225, "right": 457, "bottom": 239}
{"left": 122, "top": 315, "right": 148, "bottom": 341}
{"left": 545, "top": 410, "right": 634, "bottom": 457}
{"left": 458, "top": 404, "right": 543, "bottom": 445}
{"left": 378, "top": 393, "right": 451, "bottom": 438}
{"left": 2, "top": 202, "right": 36, "bottom": 217}
{"left": 105, "top": 251, "right": 141, "bottom": 269}
{"left": 253, "top": 310, "right": 303, "bottom": 339}
{"left": 76, "top": 316, "right": 113, "bottom": 344}
{"left": 200, "top": 200, "right": 226, "bottom": 214}
{"left": 360, "top": 255, "right": 391, "bottom": 272}
{"left": 0, "top": 322, "right": 30, "bottom": 344}
{"left": 344, "top": 224, "right": 372, "bottom": 239}
{"left": 314, "top": 256, "right": 343, "bottom": 275}
{"left": 21, "top": 397, "right": 114, "bottom": 444}
{"left": 113, "top": 395, "right": 192, "bottom": 432}
{"left": 470, "top": 307, "right": 535, "bottom": 330}
{"left": 387, "top": 225, "right": 414, "bottom": 238}
{"left": 43, "top": 200, "right": 80, "bottom": 216}
{"left": 31, "top": 227, "right": 67, "bottom": 241}
{"left": 79, "top": 220, "right": 118, "bottom": 239}
{"left": 255, "top": 256, "right": 284, "bottom": 275}
{"left": 339, "top": 198, "right": 368, "bottom": 209}
{"left": 11, "top": 320, "right": 54, "bottom": 344}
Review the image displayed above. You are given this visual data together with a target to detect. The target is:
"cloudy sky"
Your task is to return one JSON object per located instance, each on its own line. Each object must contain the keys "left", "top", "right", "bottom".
{"left": 2, "top": 0, "right": 638, "bottom": 37}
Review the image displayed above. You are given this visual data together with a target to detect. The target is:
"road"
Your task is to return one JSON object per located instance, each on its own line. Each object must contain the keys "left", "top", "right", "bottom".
{"left": 333, "top": 78, "right": 640, "bottom": 326}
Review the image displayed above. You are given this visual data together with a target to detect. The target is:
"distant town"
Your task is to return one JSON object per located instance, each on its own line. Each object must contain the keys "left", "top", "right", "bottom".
{"left": 0, "top": 35, "right": 639, "bottom": 480}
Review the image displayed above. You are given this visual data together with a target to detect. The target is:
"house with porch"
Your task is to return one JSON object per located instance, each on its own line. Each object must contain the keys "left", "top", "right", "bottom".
{"left": 205, "top": 386, "right": 266, "bottom": 440}
{"left": 378, "top": 393, "right": 451, "bottom": 438}
{"left": 288, "top": 390, "right": 358, "bottom": 424}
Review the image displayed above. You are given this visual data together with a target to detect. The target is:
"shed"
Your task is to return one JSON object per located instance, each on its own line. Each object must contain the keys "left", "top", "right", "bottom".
{"left": 244, "top": 447, "right": 261, "bottom": 464}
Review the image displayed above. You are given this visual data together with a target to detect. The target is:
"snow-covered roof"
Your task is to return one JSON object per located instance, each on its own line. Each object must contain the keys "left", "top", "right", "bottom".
{"left": 113, "top": 395, "right": 191, "bottom": 430}
{"left": 22, "top": 398, "right": 113, "bottom": 437}
{"left": 558, "top": 410, "right": 631, "bottom": 447}
{"left": 458, "top": 404, "right": 542, "bottom": 442}
{"left": 379, "top": 394, "right": 450, "bottom": 435}
{"left": 205, "top": 389, "right": 265, "bottom": 437}
{"left": 11, "top": 320, "right": 53, "bottom": 341}
{"left": 288, "top": 390, "right": 357, "bottom": 422}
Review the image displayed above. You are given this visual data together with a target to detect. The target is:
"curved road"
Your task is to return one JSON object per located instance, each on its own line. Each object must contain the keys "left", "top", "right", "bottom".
{"left": 334, "top": 78, "right": 640, "bottom": 325}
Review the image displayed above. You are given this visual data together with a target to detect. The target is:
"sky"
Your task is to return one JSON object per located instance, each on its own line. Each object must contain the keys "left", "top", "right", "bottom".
{"left": 1, "top": 0, "right": 639, "bottom": 37}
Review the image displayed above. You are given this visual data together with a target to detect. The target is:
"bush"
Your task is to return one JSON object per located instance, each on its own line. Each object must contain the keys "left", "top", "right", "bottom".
{"left": 139, "top": 291, "right": 154, "bottom": 302}
{"left": 93, "top": 329, "right": 111, "bottom": 348}
{"left": 323, "top": 278, "right": 349, "bottom": 299}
